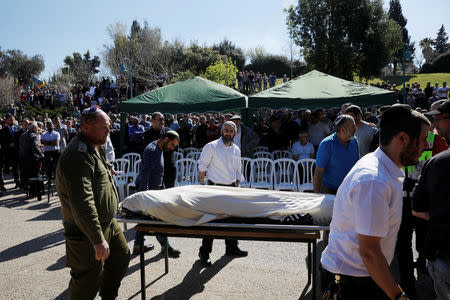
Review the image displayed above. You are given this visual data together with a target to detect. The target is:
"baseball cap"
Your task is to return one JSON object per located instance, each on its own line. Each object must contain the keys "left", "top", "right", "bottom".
{"left": 230, "top": 115, "right": 241, "bottom": 121}
{"left": 426, "top": 101, "right": 450, "bottom": 115}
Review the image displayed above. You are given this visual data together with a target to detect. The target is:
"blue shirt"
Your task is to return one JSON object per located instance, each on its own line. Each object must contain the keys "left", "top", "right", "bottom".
{"left": 316, "top": 133, "right": 360, "bottom": 190}
{"left": 136, "top": 141, "right": 164, "bottom": 191}
{"left": 128, "top": 124, "right": 145, "bottom": 143}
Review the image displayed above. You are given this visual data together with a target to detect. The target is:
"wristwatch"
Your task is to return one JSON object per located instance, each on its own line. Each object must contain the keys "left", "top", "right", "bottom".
{"left": 395, "top": 292, "right": 408, "bottom": 300}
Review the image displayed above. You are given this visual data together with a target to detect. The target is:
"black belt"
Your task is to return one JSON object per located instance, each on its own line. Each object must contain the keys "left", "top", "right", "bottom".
{"left": 207, "top": 180, "right": 236, "bottom": 187}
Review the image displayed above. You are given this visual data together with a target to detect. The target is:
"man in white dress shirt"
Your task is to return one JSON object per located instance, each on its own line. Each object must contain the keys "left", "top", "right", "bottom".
{"left": 197, "top": 121, "right": 246, "bottom": 267}
{"left": 321, "top": 105, "right": 430, "bottom": 300}
{"left": 41, "top": 121, "right": 61, "bottom": 181}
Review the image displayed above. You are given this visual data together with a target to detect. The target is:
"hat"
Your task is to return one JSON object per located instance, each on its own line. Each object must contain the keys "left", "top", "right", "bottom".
{"left": 426, "top": 101, "right": 450, "bottom": 115}
{"left": 230, "top": 115, "right": 241, "bottom": 121}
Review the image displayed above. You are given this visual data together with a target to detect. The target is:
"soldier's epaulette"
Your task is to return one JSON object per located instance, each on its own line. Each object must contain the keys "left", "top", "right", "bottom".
{"left": 78, "top": 142, "right": 87, "bottom": 152}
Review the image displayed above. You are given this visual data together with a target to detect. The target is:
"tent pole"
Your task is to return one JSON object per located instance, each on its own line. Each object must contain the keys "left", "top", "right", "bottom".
{"left": 119, "top": 112, "right": 126, "bottom": 157}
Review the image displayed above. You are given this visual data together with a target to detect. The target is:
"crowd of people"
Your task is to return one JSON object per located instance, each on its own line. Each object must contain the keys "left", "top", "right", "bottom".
{"left": 236, "top": 71, "right": 285, "bottom": 94}
{"left": 1, "top": 76, "right": 449, "bottom": 299}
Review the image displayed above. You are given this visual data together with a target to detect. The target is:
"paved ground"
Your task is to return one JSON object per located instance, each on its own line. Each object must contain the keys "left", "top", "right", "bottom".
{"left": 0, "top": 176, "right": 436, "bottom": 300}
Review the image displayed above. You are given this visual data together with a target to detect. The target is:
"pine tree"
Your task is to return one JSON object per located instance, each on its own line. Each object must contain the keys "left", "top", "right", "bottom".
{"left": 435, "top": 25, "right": 449, "bottom": 54}
{"left": 388, "top": 0, "right": 414, "bottom": 75}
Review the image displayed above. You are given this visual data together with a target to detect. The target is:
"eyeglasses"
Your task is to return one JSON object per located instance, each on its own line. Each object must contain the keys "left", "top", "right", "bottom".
{"left": 82, "top": 105, "right": 100, "bottom": 115}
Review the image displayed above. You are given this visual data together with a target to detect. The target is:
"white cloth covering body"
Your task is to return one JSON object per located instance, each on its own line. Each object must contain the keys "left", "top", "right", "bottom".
{"left": 198, "top": 137, "right": 242, "bottom": 185}
{"left": 121, "top": 185, "right": 334, "bottom": 226}
{"left": 321, "top": 148, "right": 404, "bottom": 277}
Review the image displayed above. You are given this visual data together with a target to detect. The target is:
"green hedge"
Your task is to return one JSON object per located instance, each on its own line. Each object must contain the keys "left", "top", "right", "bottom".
{"left": 23, "top": 105, "right": 65, "bottom": 119}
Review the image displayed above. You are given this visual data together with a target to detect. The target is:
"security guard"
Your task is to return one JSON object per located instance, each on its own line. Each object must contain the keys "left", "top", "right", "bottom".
{"left": 56, "top": 106, "right": 130, "bottom": 300}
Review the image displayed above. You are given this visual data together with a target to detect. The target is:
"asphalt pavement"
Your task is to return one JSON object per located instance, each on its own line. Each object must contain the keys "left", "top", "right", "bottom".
{"left": 0, "top": 176, "right": 436, "bottom": 300}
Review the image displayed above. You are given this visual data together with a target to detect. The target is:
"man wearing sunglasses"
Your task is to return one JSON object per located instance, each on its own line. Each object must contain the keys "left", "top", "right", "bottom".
{"left": 56, "top": 106, "right": 130, "bottom": 299}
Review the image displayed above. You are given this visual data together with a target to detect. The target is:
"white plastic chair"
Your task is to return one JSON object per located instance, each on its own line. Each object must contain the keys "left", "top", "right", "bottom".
{"left": 253, "top": 151, "right": 272, "bottom": 159}
{"left": 272, "top": 150, "right": 292, "bottom": 160}
{"left": 240, "top": 157, "right": 253, "bottom": 188}
{"left": 296, "top": 159, "right": 316, "bottom": 192}
{"left": 125, "top": 159, "right": 141, "bottom": 197}
{"left": 175, "top": 158, "right": 199, "bottom": 186}
{"left": 273, "top": 158, "right": 297, "bottom": 191}
{"left": 173, "top": 150, "right": 183, "bottom": 163}
{"left": 186, "top": 151, "right": 202, "bottom": 161}
{"left": 181, "top": 147, "right": 199, "bottom": 158}
{"left": 251, "top": 158, "right": 274, "bottom": 190}
{"left": 112, "top": 158, "right": 130, "bottom": 201}
{"left": 253, "top": 146, "right": 269, "bottom": 153}
{"left": 122, "top": 152, "right": 141, "bottom": 181}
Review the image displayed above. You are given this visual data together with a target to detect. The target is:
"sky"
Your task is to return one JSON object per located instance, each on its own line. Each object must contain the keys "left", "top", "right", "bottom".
{"left": 1, "top": 0, "right": 449, "bottom": 80}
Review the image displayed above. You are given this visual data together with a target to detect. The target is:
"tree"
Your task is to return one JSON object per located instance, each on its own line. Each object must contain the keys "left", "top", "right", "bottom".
{"left": 0, "top": 48, "right": 44, "bottom": 84}
{"left": 246, "top": 54, "right": 292, "bottom": 77}
{"left": 182, "top": 42, "right": 224, "bottom": 75}
{"left": 62, "top": 50, "right": 100, "bottom": 86}
{"left": 247, "top": 46, "right": 267, "bottom": 65}
{"left": 0, "top": 77, "right": 20, "bottom": 109}
{"left": 104, "top": 20, "right": 178, "bottom": 93}
{"left": 286, "top": 0, "right": 402, "bottom": 80}
{"left": 203, "top": 57, "right": 238, "bottom": 87}
{"left": 419, "top": 37, "right": 437, "bottom": 64}
{"left": 212, "top": 39, "right": 246, "bottom": 70}
{"left": 388, "top": 0, "right": 415, "bottom": 75}
{"left": 435, "top": 25, "right": 449, "bottom": 54}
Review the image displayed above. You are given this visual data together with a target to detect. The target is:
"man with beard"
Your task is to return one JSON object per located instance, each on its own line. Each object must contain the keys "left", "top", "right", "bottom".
{"left": 55, "top": 106, "right": 130, "bottom": 299}
{"left": 132, "top": 131, "right": 181, "bottom": 258}
{"left": 197, "top": 121, "right": 246, "bottom": 267}
{"left": 313, "top": 115, "right": 359, "bottom": 195}
{"left": 413, "top": 101, "right": 450, "bottom": 300}
{"left": 321, "top": 105, "right": 430, "bottom": 300}
{"left": 136, "top": 112, "right": 179, "bottom": 256}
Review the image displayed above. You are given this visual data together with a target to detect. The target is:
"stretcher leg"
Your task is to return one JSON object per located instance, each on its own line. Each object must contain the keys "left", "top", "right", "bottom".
{"left": 139, "top": 233, "right": 146, "bottom": 300}
{"left": 312, "top": 240, "right": 317, "bottom": 300}
{"left": 164, "top": 236, "right": 169, "bottom": 273}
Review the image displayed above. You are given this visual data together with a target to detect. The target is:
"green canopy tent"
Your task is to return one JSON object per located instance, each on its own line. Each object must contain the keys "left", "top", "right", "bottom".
{"left": 248, "top": 70, "right": 396, "bottom": 110}
{"left": 118, "top": 76, "right": 248, "bottom": 154}
{"left": 120, "top": 76, "right": 247, "bottom": 113}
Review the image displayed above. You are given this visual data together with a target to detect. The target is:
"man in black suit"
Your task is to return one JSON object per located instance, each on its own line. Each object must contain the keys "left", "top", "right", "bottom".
{"left": 0, "top": 114, "right": 19, "bottom": 191}
{"left": 19, "top": 122, "right": 44, "bottom": 196}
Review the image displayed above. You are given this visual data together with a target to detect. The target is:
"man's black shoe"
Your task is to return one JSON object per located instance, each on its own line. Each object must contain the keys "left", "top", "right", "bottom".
{"left": 198, "top": 251, "right": 212, "bottom": 267}
{"left": 225, "top": 248, "right": 248, "bottom": 257}
{"left": 163, "top": 247, "right": 180, "bottom": 258}
{"left": 132, "top": 244, "right": 155, "bottom": 255}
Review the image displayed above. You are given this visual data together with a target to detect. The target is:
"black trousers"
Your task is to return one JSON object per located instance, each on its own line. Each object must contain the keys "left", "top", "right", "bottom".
{"left": 44, "top": 151, "right": 60, "bottom": 180}
{"left": 199, "top": 180, "right": 238, "bottom": 257}
{"left": 395, "top": 196, "right": 426, "bottom": 300}
{"left": 322, "top": 269, "right": 390, "bottom": 300}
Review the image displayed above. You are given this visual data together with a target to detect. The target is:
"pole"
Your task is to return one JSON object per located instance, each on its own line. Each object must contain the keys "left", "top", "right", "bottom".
{"left": 129, "top": 61, "right": 133, "bottom": 99}
{"left": 290, "top": 38, "right": 293, "bottom": 79}
{"left": 402, "top": 46, "right": 406, "bottom": 104}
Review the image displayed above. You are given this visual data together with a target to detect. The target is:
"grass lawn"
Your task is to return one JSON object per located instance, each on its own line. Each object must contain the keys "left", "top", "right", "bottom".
{"left": 356, "top": 73, "right": 450, "bottom": 88}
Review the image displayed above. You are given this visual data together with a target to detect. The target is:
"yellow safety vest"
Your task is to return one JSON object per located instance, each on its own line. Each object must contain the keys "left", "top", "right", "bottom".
{"left": 404, "top": 132, "right": 436, "bottom": 180}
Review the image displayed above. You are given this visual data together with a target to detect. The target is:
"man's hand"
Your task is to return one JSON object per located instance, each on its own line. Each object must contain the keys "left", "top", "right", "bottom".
{"left": 358, "top": 234, "right": 404, "bottom": 299}
{"left": 93, "top": 240, "right": 110, "bottom": 262}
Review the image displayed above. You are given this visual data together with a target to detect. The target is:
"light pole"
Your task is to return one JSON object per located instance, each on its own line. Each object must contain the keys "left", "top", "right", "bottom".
{"left": 402, "top": 46, "right": 411, "bottom": 104}
{"left": 120, "top": 58, "right": 133, "bottom": 99}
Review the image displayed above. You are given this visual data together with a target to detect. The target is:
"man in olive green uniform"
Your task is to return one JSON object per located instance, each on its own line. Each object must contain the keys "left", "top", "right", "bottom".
{"left": 56, "top": 106, "right": 130, "bottom": 300}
